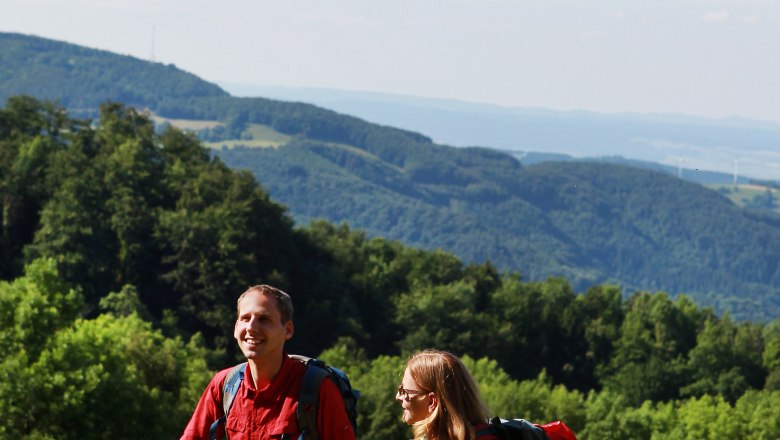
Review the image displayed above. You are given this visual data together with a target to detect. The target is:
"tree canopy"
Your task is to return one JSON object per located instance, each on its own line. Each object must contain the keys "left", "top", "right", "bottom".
{"left": 2, "top": 97, "right": 780, "bottom": 439}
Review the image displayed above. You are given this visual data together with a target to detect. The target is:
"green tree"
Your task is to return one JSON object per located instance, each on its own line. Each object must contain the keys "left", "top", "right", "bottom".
{"left": 0, "top": 258, "right": 82, "bottom": 358}
{"left": 319, "top": 339, "right": 407, "bottom": 440}
{"left": 601, "top": 292, "right": 703, "bottom": 405}
{"left": 486, "top": 276, "right": 590, "bottom": 388}
{"left": 301, "top": 221, "right": 408, "bottom": 354}
{"left": 670, "top": 395, "right": 740, "bottom": 439}
{"left": 683, "top": 314, "right": 766, "bottom": 402}
{"left": 0, "top": 258, "right": 212, "bottom": 439}
{"left": 467, "top": 356, "right": 528, "bottom": 417}
{"left": 467, "top": 356, "right": 585, "bottom": 433}
{"left": 395, "top": 281, "right": 491, "bottom": 356}
{"left": 580, "top": 285, "right": 624, "bottom": 389}
{"left": 23, "top": 102, "right": 161, "bottom": 306}
{"left": 487, "top": 276, "right": 549, "bottom": 379}
{"left": 0, "top": 97, "right": 78, "bottom": 279}
{"left": 580, "top": 390, "right": 642, "bottom": 440}
{"left": 736, "top": 390, "right": 780, "bottom": 439}
{"left": 762, "top": 320, "right": 780, "bottom": 390}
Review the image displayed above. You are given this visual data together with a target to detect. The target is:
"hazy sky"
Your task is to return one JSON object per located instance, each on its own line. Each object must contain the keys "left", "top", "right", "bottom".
{"left": 3, "top": 0, "right": 779, "bottom": 122}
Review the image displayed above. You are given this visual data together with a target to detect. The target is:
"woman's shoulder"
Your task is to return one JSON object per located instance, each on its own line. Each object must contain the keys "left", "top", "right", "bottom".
{"left": 473, "top": 421, "right": 500, "bottom": 440}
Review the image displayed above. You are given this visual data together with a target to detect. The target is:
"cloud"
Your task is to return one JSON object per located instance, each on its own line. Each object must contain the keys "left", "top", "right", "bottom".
{"left": 703, "top": 11, "right": 729, "bottom": 22}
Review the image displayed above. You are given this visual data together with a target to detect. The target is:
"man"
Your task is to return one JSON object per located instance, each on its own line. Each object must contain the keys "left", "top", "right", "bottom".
{"left": 181, "top": 285, "right": 356, "bottom": 439}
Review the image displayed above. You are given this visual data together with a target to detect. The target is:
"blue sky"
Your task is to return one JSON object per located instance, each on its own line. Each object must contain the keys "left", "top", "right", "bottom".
{"left": 2, "top": 0, "right": 779, "bottom": 123}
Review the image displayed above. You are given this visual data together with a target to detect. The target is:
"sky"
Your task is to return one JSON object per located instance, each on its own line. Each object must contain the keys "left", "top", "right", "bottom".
{"left": 2, "top": 0, "right": 780, "bottom": 123}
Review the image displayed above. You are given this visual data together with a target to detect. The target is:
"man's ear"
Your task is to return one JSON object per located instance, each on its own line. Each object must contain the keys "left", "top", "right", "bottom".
{"left": 285, "top": 320, "right": 294, "bottom": 340}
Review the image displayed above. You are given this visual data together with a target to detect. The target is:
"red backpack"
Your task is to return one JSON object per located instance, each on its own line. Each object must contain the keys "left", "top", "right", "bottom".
{"left": 537, "top": 420, "right": 577, "bottom": 440}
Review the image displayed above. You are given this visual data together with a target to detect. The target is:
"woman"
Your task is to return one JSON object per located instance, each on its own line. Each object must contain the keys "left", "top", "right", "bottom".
{"left": 396, "top": 349, "right": 498, "bottom": 440}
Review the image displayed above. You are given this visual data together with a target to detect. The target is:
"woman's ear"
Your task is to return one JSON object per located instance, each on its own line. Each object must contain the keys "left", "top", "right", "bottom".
{"left": 427, "top": 392, "right": 438, "bottom": 414}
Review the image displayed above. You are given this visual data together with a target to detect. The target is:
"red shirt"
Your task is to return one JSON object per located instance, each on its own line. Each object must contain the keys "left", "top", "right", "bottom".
{"left": 181, "top": 355, "right": 355, "bottom": 440}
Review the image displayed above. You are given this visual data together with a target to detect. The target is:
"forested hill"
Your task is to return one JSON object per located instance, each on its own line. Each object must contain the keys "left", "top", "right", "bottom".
{"left": 0, "top": 32, "right": 227, "bottom": 115}
{"left": 217, "top": 145, "right": 780, "bottom": 320}
{"left": 2, "top": 32, "right": 780, "bottom": 321}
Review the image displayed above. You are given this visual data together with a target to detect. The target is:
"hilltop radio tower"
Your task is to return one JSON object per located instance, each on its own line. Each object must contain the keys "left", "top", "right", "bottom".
{"left": 150, "top": 24, "right": 156, "bottom": 62}
{"left": 733, "top": 159, "right": 739, "bottom": 186}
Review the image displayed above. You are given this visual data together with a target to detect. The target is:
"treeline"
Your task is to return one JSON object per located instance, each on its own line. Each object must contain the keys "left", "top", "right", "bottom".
{"left": 2, "top": 97, "right": 779, "bottom": 439}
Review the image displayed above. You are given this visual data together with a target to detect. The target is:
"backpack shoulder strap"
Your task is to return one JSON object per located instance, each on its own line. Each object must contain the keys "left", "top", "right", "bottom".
{"left": 476, "top": 418, "right": 502, "bottom": 439}
{"left": 477, "top": 417, "right": 550, "bottom": 440}
{"left": 294, "top": 356, "right": 329, "bottom": 440}
{"left": 209, "top": 363, "right": 247, "bottom": 440}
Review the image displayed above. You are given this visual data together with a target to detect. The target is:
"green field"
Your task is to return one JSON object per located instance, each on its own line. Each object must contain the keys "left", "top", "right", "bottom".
{"left": 148, "top": 113, "right": 292, "bottom": 149}
{"left": 148, "top": 114, "right": 222, "bottom": 131}
{"left": 709, "top": 183, "right": 780, "bottom": 213}
{"left": 204, "top": 123, "right": 292, "bottom": 149}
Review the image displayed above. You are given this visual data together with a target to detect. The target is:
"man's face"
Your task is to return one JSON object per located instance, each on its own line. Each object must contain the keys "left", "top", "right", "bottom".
{"left": 234, "top": 290, "right": 293, "bottom": 362}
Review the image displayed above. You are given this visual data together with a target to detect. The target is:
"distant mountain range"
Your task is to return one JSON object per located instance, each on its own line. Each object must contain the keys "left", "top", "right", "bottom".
{"left": 221, "top": 83, "right": 780, "bottom": 183}
{"left": 2, "top": 31, "right": 780, "bottom": 321}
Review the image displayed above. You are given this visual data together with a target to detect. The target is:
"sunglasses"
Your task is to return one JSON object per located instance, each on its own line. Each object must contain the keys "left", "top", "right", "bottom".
{"left": 397, "top": 384, "right": 428, "bottom": 401}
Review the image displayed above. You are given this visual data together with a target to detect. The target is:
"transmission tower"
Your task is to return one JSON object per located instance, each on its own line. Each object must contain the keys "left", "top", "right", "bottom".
{"left": 150, "top": 24, "right": 156, "bottom": 62}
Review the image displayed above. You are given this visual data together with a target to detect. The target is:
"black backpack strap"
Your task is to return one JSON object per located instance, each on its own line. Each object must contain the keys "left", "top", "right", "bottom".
{"left": 295, "top": 359, "right": 329, "bottom": 440}
{"left": 479, "top": 417, "right": 550, "bottom": 440}
{"left": 476, "top": 417, "right": 503, "bottom": 439}
{"left": 209, "top": 363, "right": 247, "bottom": 440}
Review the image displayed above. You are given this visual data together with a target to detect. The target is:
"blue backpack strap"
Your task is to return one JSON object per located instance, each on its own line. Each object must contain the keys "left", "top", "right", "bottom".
{"left": 294, "top": 357, "right": 329, "bottom": 440}
{"left": 289, "top": 354, "right": 360, "bottom": 440}
{"left": 209, "top": 363, "right": 247, "bottom": 440}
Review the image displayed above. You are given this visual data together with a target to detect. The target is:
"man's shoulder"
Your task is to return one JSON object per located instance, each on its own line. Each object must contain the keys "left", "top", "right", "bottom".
{"left": 218, "top": 363, "right": 245, "bottom": 373}
{"left": 217, "top": 363, "right": 246, "bottom": 378}
{"left": 210, "top": 363, "right": 246, "bottom": 391}
{"left": 283, "top": 354, "right": 308, "bottom": 378}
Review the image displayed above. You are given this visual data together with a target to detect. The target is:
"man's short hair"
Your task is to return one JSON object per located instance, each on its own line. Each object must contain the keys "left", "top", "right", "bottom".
{"left": 236, "top": 284, "right": 294, "bottom": 323}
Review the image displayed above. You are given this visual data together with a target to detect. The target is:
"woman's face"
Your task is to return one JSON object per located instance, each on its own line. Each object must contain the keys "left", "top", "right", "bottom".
{"left": 396, "top": 367, "right": 434, "bottom": 425}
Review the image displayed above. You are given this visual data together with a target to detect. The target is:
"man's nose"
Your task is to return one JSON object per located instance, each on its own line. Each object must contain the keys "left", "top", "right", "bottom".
{"left": 246, "top": 316, "right": 260, "bottom": 329}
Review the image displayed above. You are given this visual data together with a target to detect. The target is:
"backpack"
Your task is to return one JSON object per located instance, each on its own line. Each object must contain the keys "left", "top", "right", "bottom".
{"left": 208, "top": 354, "right": 360, "bottom": 440}
{"left": 477, "top": 417, "right": 578, "bottom": 440}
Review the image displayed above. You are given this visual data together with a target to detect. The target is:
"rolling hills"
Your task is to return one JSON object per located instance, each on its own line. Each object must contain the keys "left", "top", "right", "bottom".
{"left": 222, "top": 84, "right": 780, "bottom": 182}
{"left": 2, "top": 31, "right": 779, "bottom": 320}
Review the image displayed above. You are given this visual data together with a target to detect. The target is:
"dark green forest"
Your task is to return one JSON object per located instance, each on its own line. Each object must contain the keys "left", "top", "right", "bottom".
{"left": 2, "top": 98, "right": 780, "bottom": 439}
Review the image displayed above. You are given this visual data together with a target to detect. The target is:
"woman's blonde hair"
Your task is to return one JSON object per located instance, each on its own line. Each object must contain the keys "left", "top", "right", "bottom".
{"left": 406, "top": 350, "right": 489, "bottom": 440}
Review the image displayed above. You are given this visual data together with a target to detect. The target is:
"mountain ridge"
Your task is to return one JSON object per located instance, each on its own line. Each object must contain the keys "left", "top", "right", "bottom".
{"left": 220, "top": 83, "right": 780, "bottom": 182}
{"left": 0, "top": 31, "right": 227, "bottom": 116}
{"left": 2, "top": 31, "right": 780, "bottom": 320}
